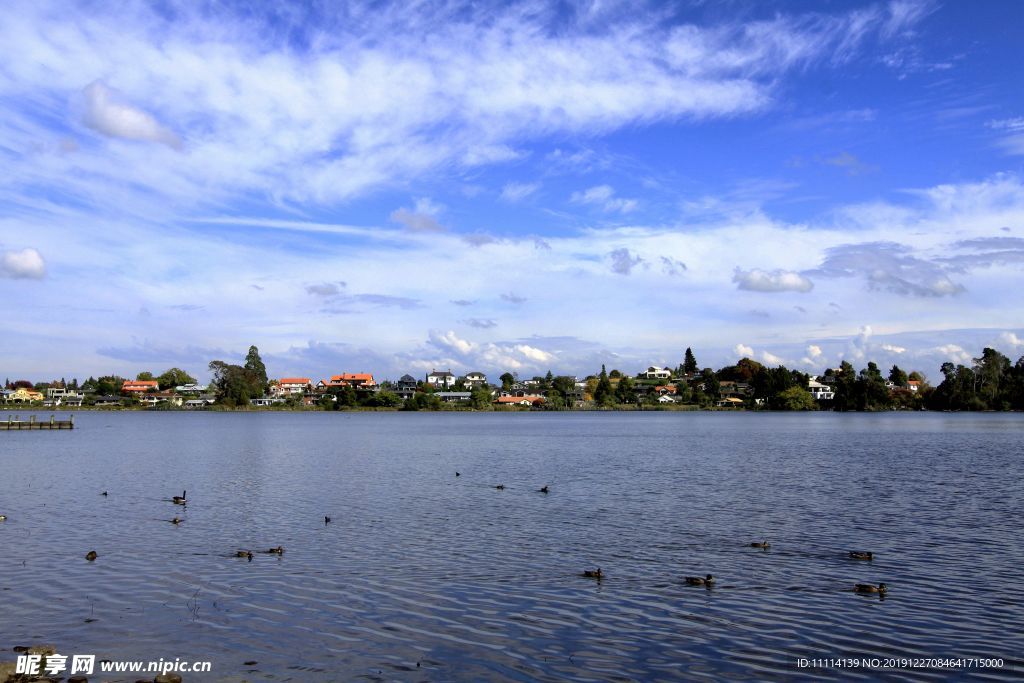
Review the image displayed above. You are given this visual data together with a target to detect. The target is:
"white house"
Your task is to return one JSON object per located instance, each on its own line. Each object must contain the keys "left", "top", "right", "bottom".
{"left": 808, "top": 379, "right": 835, "bottom": 400}
{"left": 641, "top": 366, "right": 673, "bottom": 380}
{"left": 462, "top": 371, "right": 488, "bottom": 387}
{"left": 271, "top": 377, "right": 311, "bottom": 396}
{"left": 426, "top": 369, "right": 457, "bottom": 388}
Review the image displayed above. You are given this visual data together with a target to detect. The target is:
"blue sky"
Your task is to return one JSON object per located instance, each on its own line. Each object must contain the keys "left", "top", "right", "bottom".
{"left": 2, "top": 0, "right": 1023, "bottom": 383}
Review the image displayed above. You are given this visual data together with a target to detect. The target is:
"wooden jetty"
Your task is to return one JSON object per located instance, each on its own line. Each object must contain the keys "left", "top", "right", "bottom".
{"left": 0, "top": 414, "right": 74, "bottom": 430}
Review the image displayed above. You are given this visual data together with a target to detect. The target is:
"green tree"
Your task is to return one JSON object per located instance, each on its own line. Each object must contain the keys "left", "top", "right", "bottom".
{"left": 973, "top": 347, "right": 1011, "bottom": 408}
{"left": 778, "top": 386, "right": 817, "bottom": 411}
{"left": 615, "top": 375, "right": 636, "bottom": 404}
{"left": 500, "top": 372, "right": 515, "bottom": 390}
{"left": 683, "top": 347, "right": 698, "bottom": 375}
{"left": 157, "top": 367, "right": 197, "bottom": 390}
{"left": 470, "top": 386, "right": 493, "bottom": 409}
{"left": 244, "top": 345, "right": 268, "bottom": 392}
{"left": 136, "top": 371, "right": 154, "bottom": 381}
{"left": 208, "top": 360, "right": 263, "bottom": 407}
{"left": 673, "top": 379, "right": 692, "bottom": 403}
{"left": 701, "top": 368, "right": 720, "bottom": 401}
{"left": 888, "top": 365, "right": 909, "bottom": 387}
{"left": 859, "top": 362, "right": 890, "bottom": 410}
{"left": 594, "top": 365, "right": 614, "bottom": 407}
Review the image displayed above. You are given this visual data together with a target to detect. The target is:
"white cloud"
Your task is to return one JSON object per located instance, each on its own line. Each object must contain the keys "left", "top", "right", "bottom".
{"left": 761, "top": 351, "right": 786, "bottom": 365}
{"left": 733, "top": 268, "right": 814, "bottom": 292}
{"left": 806, "top": 344, "right": 823, "bottom": 359}
{"left": 81, "top": 81, "right": 181, "bottom": 149}
{"left": 500, "top": 182, "right": 540, "bottom": 202}
{"left": 390, "top": 198, "right": 446, "bottom": 233}
{"left": 880, "top": 343, "right": 906, "bottom": 353}
{"left": 998, "top": 332, "right": 1024, "bottom": 349}
{"left": 935, "top": 344, "right": 972, "bottom": 364}
{"left": 0, "top": 247, "right": 46, "bottom": 279}
{"left": 734, "top": 343, "right": 754, "bottom": 358}
{"left": 571, "top": 185, "right": 638, "bottom": 213}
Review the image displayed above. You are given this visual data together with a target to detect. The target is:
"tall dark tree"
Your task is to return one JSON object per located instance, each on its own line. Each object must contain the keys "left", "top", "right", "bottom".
{"left": 615, "top": 375, "right": 636, "bottom": 404}
{"left": 888, "top": 365, "right": 909, "bottom": 387}
{"left": 683, "top": 348, "right": 698, "bottom": 375}
{"left": 208, "top": 360, "right": 263, "bottom": 407}
{"left": 594, "top": 365, "right": 614, "bottom": 406}
{"left": 500, "top": 372, "right": 515, "bottom": 390}
{"left": 244, "top": 345, "right": 268, "bottom": 390}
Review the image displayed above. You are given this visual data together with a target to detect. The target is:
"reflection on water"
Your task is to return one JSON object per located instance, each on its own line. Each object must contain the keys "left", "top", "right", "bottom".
{"left": 1, "top": 411, "right": 1022, "bottom": 680}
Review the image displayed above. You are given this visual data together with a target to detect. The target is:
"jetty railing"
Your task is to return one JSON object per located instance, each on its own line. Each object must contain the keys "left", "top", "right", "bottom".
{"left": 0, "top": 414, "right": 75, "bottom": 430}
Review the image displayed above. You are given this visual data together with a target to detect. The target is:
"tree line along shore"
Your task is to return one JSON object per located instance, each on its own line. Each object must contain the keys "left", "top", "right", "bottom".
{"left": 4, "top": 345, "right": 1024, "bottom": 413}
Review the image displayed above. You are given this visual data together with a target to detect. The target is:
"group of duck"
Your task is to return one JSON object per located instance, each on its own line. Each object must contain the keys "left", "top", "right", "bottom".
{"left": 79, "top": 484, "right": 887, "bottom": 596}
{"left": 580, "top": 542, "right": 887, "bottom": 595}
{"left": 468, "top": 474, "right": 888, "bottom": 596}
{"left": 82, "top": 490, "right": 287, "bottom": 563}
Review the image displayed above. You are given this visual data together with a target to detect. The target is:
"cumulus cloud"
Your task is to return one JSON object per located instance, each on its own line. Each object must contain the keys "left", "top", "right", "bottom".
{"left": 500, "top": 182, "right": 540, "bottom": 202}
{"left": 734, "top": 343, "right": 754, "bottom": 358}
{"left": 761, "top": 351, "right": 786, "bottom": 365}
{"left": 81, "top": 81, "right": 181, "bottom": 149}
{"left": 733, "top": 268, "right": 814, "bottom": 292}
{"left": 935, "top": 343, "right": 972, "bottom": 364}
{"left": 998, "top": 331, "right": 1024, "bottom": 349}
{"left": 571, "top": 185, "right": 638, "bottom": 213}
{"left": 881, "top": 343, "right": 906, "bottom": 353}
{"left": 609, "top": 248, "right": 643, "bottom": 275}
{"left": 0, "top": 247, "right": 46, "bottom": 279}
{"left": 800, "top": 344, "right": 825, "bottom": 368}
{"left": 390, "top": 198, "right": 446, "bottom": 233}
{"left": 810, "top": 242, "right": 964, "bottom": 297}
{"left": 426, "top": 330, "right": 555, "bottom": 371}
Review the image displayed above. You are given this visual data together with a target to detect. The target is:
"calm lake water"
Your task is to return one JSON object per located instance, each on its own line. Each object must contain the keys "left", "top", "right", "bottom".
{"left": 1, "top": 411, "right": 1022, "bottom": 681}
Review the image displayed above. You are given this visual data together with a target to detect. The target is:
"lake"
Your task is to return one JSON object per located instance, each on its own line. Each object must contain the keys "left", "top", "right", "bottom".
{"left": 1, "top": 411, "right": 1022, "bottom": 681}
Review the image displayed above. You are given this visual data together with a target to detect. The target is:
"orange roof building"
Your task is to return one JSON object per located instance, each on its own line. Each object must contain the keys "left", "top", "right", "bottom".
{"left": 328, "top": 373, "right": 377, "bottom": 388}
{"left": 122, "top": 380, "right": 159, "bottom": 393}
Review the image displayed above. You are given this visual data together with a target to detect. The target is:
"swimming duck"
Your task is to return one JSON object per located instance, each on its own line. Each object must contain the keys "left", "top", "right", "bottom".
{"left": 172, "top": 490, "right": 187, "bottom": 505}
{"left": 849, "top": 551, "right": 874, "bottom": 561}
{"left": 324, "top": 516, "right": 332, "bottom": 524}
{"left": 750, "top": 540, "right": 771, "bottom": 549}
{"left": 582, "top": 568, "right": 603, "bottom": 579}
{"left": 455, "top": 471, "right": 461, "bottom": 477}
{"left": 85, "top": 550, "right": 98, "bottom": 561}
{"left": 685, "top": 574, "right": 715, "bottom": 586}
{"left": 494, "top": 484, "right": 505, "bottom": 490}
{"left": 170, "top": 517, "right": 182, "bottom": 525}
{"left": 266, "top": 546, "right": 284, "bottom": 555}
{"left": 235, "top": 550, "right": 253, "bottom": 561}
{"left": 854, "top": 583, "right": 887, "bottom": 594}
{"left": 538, "top": 486, "right": 549, "bottom": 493}
{"left": 101, "top": 491, "right": 108, "bottom": 497}
{"left": 0, "top": 515, "right": 7, "bottom": 522}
